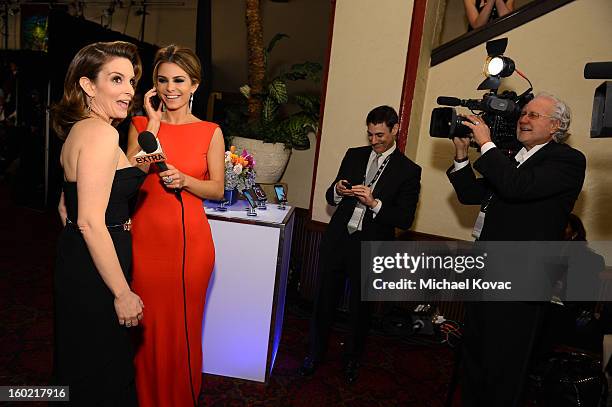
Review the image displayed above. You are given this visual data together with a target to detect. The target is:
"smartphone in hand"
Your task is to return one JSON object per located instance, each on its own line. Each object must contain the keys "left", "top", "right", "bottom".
{"left": 150, "top": 95, "right": 162, "bottom": 110}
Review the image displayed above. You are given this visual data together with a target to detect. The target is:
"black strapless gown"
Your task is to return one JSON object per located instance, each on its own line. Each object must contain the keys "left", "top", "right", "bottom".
{"left": 53, "top": 167, "right": 145, "bottom": 406}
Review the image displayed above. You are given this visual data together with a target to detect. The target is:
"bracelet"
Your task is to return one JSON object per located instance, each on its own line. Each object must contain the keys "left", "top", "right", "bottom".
{"left": 454, "top": 156, "right": 469, "bottom": 163}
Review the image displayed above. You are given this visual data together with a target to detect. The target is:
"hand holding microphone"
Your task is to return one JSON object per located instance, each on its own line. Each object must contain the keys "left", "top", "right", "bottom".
{"left": 138, "top": 131, "right": 184, "bottom": 197}
{"left": 159, "top": 164, "right": 186, "bottom": 190}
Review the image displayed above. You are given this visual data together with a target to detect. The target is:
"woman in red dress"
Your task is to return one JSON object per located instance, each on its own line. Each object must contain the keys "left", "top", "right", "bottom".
{"left": 127, "top": 45, "right": 224, "bottom": 407}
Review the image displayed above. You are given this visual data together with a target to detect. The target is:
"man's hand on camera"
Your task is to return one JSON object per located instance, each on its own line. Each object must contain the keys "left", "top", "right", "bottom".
{"left": 336, "top": 179, "right": 355, "bottom": 197}
{"left": 452, "top": 136, "right": 470, "bottom": 161}
{"left": 463, "top": 114, "right": 492, "bottom": 147}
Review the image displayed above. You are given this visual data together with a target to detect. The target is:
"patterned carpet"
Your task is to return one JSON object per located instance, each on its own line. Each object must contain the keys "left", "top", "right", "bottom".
{"left": 0, "top": 182, "right": 59, "bottom": 407}
{"left": 200, "top": 307, "right": 455, "bottom": 406}
{"left": 0, "top": 182, "right": 456, "bottom": 406}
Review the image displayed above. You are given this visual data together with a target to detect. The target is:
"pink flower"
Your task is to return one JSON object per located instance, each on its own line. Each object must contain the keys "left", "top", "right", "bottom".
{"left": 240, "top": 149, "right": 256, "bottom": 168}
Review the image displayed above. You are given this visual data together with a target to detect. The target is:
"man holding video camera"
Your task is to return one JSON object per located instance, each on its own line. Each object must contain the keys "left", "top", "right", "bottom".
{"left": 299, "top": 105, "right": 421, "bottom": 384}
{"left": 447, "top": 93, "right": 586, "bottom": 406}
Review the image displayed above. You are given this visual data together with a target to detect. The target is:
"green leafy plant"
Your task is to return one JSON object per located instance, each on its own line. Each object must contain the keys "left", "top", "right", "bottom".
{"left": 225, "top": 34, "right": 322, "bottom": 150}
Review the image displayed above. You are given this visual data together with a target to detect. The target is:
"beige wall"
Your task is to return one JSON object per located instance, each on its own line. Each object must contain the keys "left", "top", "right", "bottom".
{"left": 311, "top": 0, "right": 414, "bottom": 223}
{"left": 413, "top": 0, "right": 612, "bottom": 240}
{"left": 211, "top": 0, "right": 330, "bottom": 93}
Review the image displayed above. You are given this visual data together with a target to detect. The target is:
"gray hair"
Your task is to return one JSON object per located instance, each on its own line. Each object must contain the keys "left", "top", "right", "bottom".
{"left": 536, "top": 92, "right": 571, "bottom": 143}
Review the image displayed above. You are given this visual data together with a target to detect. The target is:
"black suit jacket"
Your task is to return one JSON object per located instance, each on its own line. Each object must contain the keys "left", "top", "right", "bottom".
{"left": 447, "top": 142, "right": 586, "bottom": 241}
{"left": 447, "top": 142, "right": 586, "bottom": 406}
{"left": 323, "top": 146, "right": 421, "bottom": 243}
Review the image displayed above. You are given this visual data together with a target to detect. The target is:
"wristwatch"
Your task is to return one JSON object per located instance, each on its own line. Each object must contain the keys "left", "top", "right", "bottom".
{"left": 454, "top": 156, "right": 469, "bottom": 163}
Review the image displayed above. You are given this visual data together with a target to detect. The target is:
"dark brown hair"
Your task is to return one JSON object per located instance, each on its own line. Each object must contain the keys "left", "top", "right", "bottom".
{"left": 566, "top": 213, "right": 587, "bottom": 241}
{"left": 153, "top": 45, "right": 202, "bottom": 86}
{"left": 51, "top": 41, "right": 142, "bottom": 139}
{"left": 366, "top": 105, "right": 399, "bottom": 130}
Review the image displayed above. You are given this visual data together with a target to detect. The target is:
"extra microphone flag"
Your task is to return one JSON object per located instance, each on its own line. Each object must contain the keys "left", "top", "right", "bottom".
{"left": 134, "top": 131, "right": 166, "bottom": 164}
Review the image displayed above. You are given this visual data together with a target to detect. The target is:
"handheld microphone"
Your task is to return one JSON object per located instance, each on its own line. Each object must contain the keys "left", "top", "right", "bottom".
{"left": 436, "top": 96, "right": 462, "bottom": 106}
{"left": 138, "top": 131, "right": 181, "bottom": 200}
{"left": 436, "top": 96, "right": 483, "bottom": 111}
{"left": 137, "top": 131, "right": 169, "bottom": 172}
{"left": 437, "top": 95, "right": 515, "bottom": 116}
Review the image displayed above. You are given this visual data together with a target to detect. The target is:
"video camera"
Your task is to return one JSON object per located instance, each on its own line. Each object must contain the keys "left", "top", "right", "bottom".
{"left": 429, "top": 38, "right": 533, "bottom": 155}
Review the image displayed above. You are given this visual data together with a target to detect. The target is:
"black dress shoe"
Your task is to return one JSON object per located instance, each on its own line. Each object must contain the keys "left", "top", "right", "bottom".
{"left": 344, "top": 360, "right": 360, "bottom": 384}
{"left": 298, "top": 356, "right": 317, "bottom": 377}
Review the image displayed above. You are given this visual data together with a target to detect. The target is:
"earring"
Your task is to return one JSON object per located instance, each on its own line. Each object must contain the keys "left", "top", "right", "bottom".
{"left": 87, "top": 96, "right": 93, "bottom": 115}
{"left": 188, "top": 93, "right": 194, "bottom": 113}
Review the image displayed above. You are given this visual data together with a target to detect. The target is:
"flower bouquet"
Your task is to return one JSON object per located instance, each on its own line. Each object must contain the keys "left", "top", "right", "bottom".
{"left": 223, "top": 146, "right": 256, "bottom": 205}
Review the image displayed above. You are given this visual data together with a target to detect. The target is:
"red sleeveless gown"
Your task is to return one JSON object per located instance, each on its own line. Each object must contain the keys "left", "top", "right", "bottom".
{"left": 131, "top": 116, "right": 216, "bottom": 406}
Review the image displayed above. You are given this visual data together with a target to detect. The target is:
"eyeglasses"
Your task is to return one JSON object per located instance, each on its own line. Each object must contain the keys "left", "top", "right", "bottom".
{"left": 520, "top": 111, "right": 555, "bottom": 120}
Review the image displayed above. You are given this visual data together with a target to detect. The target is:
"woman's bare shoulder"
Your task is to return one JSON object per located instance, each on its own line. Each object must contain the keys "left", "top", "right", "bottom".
{"left": 69, "top": 118, "right": 119, "bottom": 143}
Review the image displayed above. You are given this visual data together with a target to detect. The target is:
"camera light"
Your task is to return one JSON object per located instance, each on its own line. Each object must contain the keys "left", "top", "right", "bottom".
{"left": 485, "top": 56, "right": 515, "bottom": 78}
{"left": 487, "top": 57, "right": 504, "bottom": 76}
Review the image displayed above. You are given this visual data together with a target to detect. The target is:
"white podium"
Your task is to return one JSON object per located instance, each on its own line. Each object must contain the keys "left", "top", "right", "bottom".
{"left": 201, "top": 200, "right": 295, "bottom": 382}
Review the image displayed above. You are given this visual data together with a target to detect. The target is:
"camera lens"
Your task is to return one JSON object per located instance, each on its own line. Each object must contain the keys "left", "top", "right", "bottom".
{"left": 430, "top": 107, "right": 471, "bottom": 138}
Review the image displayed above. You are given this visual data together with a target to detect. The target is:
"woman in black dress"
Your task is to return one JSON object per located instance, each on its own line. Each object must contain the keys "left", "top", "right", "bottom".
{"left": 52, "top": 41, "right": 146, "bottom": 406}
{"left": 464, "top": 0, "right": 514, "bottom": 30}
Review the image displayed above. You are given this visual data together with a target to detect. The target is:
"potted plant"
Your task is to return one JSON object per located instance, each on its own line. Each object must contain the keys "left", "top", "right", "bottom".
{"left": 224, "top": 0, "right": 322, "bottom": 183}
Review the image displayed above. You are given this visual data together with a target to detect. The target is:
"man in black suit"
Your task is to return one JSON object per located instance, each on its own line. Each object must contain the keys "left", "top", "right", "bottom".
{"left": 299, "top": 105, "right": 421, "bottom": 383}
{"left": 447, "top": 93, "right": 586, "bottom": 406}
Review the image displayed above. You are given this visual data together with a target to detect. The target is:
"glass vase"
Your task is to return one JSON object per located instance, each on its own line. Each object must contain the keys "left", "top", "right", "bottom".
{"left": 224, "top": 188, "right": 239, "bottom": 206}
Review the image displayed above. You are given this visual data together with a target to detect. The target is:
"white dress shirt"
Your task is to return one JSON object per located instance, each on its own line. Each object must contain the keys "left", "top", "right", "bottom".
{"left": 452, "top": 141, "right": 550, "bottom": 171}
{"left": 334, "top": 144, "right": 396, "bottom": 217}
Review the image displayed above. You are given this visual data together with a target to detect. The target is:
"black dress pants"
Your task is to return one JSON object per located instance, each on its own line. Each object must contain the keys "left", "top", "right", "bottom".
{"left": 308, "top": 231, "right": 373, "bottom": 362}
{"left": 461, "top": 302, "right": 544, "bottom": 407}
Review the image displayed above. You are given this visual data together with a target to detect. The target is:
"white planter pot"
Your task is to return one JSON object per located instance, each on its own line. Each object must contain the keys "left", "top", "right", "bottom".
{"left": 232, "top": 136, "right": 292, "bottom": 184}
